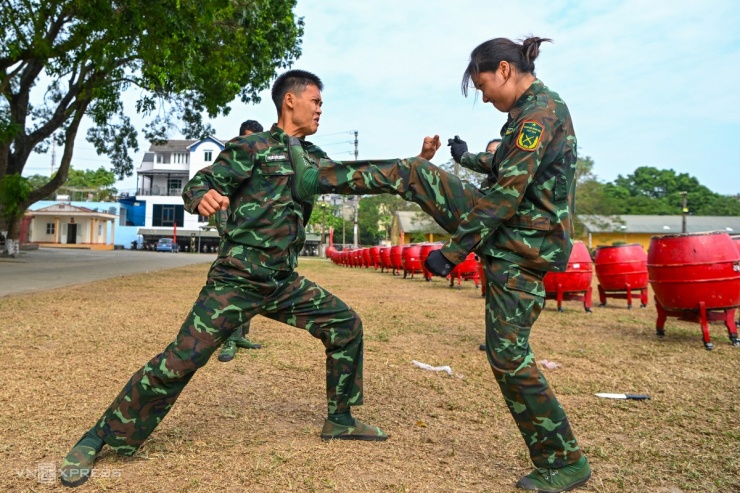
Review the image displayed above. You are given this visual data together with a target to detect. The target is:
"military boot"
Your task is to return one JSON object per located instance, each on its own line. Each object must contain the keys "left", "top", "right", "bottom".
{"left": 234, "top": 336, "right": 262, "bottom": 350}
{"left": 516, "top": 456, "right": 591, "bottom": 492}
{"left": 218, "top": 340, "right": 238, "bottom": 363}
{"left": 60, "top": 433, "right": 100, "bottom": 488}
{"left": 320, "top": 419, "right": 388, "bottom": 442}
{"left": 287, "top": 136, "right": 318, "bottom": 202}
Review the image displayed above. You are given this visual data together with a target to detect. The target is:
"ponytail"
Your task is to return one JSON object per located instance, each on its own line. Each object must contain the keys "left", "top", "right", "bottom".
{"left": 462, "top": 36, "right": 552, "bottom": 96}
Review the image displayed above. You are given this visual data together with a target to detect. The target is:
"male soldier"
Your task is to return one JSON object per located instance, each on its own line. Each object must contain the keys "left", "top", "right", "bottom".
{"left": 217, "top": 119, "right": 265, "bottom": 362}
{"left": 60, "top": 70, "right": 387, "bottom": 488}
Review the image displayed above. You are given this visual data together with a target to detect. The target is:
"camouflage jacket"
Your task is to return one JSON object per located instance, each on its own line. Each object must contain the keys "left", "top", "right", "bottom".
{"left": 448, "top": 79, "right": 577, "bottom": 272}
{"left": 182, "top": 124, "right": 325, "bottom": 271}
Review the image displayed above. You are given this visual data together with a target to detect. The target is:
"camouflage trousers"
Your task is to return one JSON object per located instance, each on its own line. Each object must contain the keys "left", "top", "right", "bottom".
{"left": 94, "top": 255, "right": 364, "bottom": 456}
{"left": 317, "top": 157, "right": 582, "bottom": 468}
{"left": 226, "top": 320, "right": 251, "bottom": 342}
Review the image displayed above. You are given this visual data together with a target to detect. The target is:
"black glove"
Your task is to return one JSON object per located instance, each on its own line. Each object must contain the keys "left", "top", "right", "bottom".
{"left": 425, "top": 249, "right": 456, "bottom": 277}
{"left": 447, "top": 135, "right": 468, "bottom": 163}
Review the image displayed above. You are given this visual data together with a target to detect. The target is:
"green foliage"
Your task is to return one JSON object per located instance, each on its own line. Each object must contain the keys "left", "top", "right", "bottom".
{"left": 358, "top": 195, "right": 420, "bottom": 246}
{"left": 0, "top": 0, "right": 304, "bottom": 210}
{"left": 575, "top": 162, "right": 740, "bottom": 223}
{"left": 0, "top": 174, "right": 31, "bottom": 223}
{"left": 437, "top": 159, "right": 487, "bottom": 186}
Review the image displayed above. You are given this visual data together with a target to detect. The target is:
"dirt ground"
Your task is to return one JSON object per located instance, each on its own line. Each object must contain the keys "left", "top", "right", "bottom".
{"left": 0, "top": 258, "right": 738, "bottom": 492}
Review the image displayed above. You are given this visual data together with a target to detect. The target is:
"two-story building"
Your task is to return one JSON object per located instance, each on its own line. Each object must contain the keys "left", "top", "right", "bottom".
{"left": 123, "top": 137, "right": 226, "bottom": 251}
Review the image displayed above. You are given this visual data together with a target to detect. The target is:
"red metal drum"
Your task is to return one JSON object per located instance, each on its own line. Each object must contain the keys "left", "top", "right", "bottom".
{"left": 648, "top": 232, "right": 740, "bottom": 349}
{"left": 594, "top": 244, "right": 649, "bottom": 308}
{"left": 361, "top": 248, "right": 372, "bottom": 268}
{"left": 419, "top": 243, "right": 443, "bottom": 281}
{"left": 390, "top": 245, "right": 404, "bottom": 275}
{"left": 379, "top": 246, "right": 392, "bottom": 273}
{"left": 369, "top": 246, "right": 381, "bottom": 270}
{"left": 449, "top": 252, "right": 480, "bottom": 289}
{"left": 352, "top": 249, "right": 363, "bottom": 268}
{"left": 732, "top": 235, "right": 740, "bottom": 254}
{"left": 543, "top": 240, "right": 593, "bottom": 312}
{"left": 402, "top": 244, "right": 423, "bottom": 279}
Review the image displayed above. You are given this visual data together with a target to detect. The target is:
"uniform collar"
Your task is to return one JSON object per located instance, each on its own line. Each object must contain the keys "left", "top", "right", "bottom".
{"left": 509, "top": 79, "right": 545, "bottom": 120}
{"left": 270, "top": 124, "right": 314, "bottom": 146}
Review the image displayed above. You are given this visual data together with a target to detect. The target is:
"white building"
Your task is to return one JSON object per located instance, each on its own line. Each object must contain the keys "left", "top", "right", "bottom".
{"left": 135, "top": 136, "right": 226, "bottom": 234}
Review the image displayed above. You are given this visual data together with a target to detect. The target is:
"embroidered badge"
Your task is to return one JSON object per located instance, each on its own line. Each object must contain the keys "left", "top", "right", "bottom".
{"left": 516, "top": 121, "right": 543, "bottom": 151}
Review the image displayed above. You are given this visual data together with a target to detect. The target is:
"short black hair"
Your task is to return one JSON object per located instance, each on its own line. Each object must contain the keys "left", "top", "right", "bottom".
{"left": 487, "top": 138, "right": 502, "bottom": 148}
{"left": 239, "top": 120, "right": 263, "bottom": 135}
{"left": 271, "top": 69, "right": 324, "bottom": 116}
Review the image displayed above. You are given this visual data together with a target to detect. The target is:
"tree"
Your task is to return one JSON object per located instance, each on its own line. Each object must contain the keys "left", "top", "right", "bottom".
{"left": 573, "top": 156, "right": 621, "bottom": 236}
{"left": 357, "top": 195, "right": 420, "bottom": 246}
{"left": 60, "top": 166, "right": 117, "bottom": 201}
{"left": 0, "top": 0, "right": 303, "bottom": 252}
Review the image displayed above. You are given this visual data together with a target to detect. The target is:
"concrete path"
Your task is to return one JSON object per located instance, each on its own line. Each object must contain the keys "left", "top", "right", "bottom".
{"left": 0, "top": 248, "right": 216, "bottom": 298}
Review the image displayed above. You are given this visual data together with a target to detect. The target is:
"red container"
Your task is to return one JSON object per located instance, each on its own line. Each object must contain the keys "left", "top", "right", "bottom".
{"left": 449, "top": 252, "right": 480, "bottom": 289}
{"left": 733, "top": 235, "right": 740, "bottom": 254}
{"left": 594, "top": 244, "right": 649, "bottom": 308}
{"left": 369, "top": 246, "right": 381, "bottom": 270}
{"left": 353, "top": 249, "right": 363, "bottom": 268}
{"left": 402, "top": 244, "right": 423, "bottom": 278}
{"left": 390, "top": 245, "right": 404, "bottom": 275}
{"left": 362, "top": 248, "right": 372, "bottom": 268}
{"left": 379, "top": 246, "right": 392, "bottom": 273}
{"left": 419, "top": 243, "right": 443, "bottom": 281}
{"left": 648, "top": 232, "right": 740, "bottom": 349}
{"left": 648, "top": 232, "right": 740, "bottom": 311}
{"left": 543, "top": 240, "right": 593, "bottom": 312}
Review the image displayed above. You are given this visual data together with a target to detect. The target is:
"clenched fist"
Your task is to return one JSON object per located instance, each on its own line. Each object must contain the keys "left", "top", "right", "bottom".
{"left": 197, "top": 189, "right": 230, "bottom": 216}
{"left": 418, "top": 134, "right": 441, "bottom": 160}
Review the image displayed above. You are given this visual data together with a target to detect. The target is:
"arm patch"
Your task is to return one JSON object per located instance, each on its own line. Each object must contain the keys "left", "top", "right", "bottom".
{"left": 516, "top": 121, "right": 544, "bottom": 151}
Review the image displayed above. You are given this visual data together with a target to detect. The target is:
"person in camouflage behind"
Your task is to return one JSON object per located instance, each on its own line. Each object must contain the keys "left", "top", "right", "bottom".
{"left": 59, "top": 70, "right": 387, "bottom": 488}
{"left": 217, "top": 118, "right": 265, "bottom": 363}
{"left": 294, "top": 36, "right": 591, "bottom": 492}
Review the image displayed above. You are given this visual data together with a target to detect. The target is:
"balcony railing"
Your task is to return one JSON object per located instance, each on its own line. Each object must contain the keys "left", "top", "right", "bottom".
{"left": 137, "top": 187, "right": 184, "bottom": 196}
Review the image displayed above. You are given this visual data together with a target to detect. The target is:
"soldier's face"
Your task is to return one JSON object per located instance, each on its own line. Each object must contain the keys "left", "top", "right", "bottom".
{"left": 486, "top": 141, "right": 500, "bottom": 154}
{"left": 288, "top": 84, "right": 323, "bottom": 137}
{"left": 472, "top": 65, "right": 516, "bottom": 112}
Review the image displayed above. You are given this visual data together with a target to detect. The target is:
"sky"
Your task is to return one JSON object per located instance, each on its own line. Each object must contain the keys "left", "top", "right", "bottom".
{"left": 22, "top": 0, "right": 740, "bottom": 196}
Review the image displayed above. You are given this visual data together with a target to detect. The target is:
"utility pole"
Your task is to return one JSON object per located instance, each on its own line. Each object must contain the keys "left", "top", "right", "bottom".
{"left": 680, "top": 191, "right": 688, "bottom": 233}
{"left": 353, "top": 130, "right": 359, "bottom": 247}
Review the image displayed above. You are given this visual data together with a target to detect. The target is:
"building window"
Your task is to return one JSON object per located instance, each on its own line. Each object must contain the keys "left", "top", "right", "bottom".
{"left": 119, "top": 208, "right": 127, "bottom": 226}
{"left": 172, "top": 153, "right": 189, "bottom": 164}
{"left": 156, "top": 154, "right": 163, "bottom": 164}
{"left": 168, "top": 179, "right": 182, "bottom": 196}
{"left": 152, "top": 204, "right": 184, "bottom": 227}
{"left": 204, "top": 150, "right": 213, "bottom": 162}
{"left": 46, "top": 223, "right": 55, "bottom": 235}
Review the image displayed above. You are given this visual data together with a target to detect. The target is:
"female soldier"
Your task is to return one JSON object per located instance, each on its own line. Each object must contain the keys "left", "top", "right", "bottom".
{"left": 294, "top": 36, "right": 591, "bottom": 492}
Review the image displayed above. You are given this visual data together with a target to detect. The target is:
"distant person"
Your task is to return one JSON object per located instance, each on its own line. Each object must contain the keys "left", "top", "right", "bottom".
{"left": 218, "top": 119, "right": 266, "bottom": 362}
{"left": 478, "top": 136, "right": 501, "bottom": 351}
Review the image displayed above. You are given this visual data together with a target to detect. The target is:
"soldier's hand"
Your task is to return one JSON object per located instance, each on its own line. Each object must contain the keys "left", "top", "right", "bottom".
{"left": 197, "top": 189, "right": 230, "bottom": 216}
{"left": 424, "top": 250, "right": 456, "bottom": 277}
{"left": 418, "top": 134, "right": 441, "bottom": 160}
{"left": 447, "top": 135, "right": 468, "bottom": 163}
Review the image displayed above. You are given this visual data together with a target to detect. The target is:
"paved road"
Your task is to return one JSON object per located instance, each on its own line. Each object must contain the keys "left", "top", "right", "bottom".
{"left": 0, "top": 248, "right": 216, "bottom": 298}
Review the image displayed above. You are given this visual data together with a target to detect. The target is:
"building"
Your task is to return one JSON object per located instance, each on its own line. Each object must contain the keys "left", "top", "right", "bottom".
{"left": 123, "top": 136, "right": 228, "bottom": 251}
{"left": 22, "top": 203, "right": 118, "bottom": 249}
{"left": 390, "top": 210, "right": 449, "bottom": 245}
{"left": 580, "top": 215, "right": 740, "bottom": 250}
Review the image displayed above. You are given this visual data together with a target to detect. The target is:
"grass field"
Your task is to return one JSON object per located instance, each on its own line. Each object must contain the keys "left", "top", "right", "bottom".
{"left": 0, "top": 257, "right": 738, "bottom": 492}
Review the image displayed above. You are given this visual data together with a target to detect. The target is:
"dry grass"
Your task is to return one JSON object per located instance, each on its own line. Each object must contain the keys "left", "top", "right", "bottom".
{"left": 0, "top": 258, "right": 738, "bottom": 493}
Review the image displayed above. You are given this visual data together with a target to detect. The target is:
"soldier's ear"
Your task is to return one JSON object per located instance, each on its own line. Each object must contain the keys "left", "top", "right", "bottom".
{"left": 499, "top": 61, "right": 510, "bottom": 81}
{"left": 284, "top": 92, "right": 295, "bottom": 111}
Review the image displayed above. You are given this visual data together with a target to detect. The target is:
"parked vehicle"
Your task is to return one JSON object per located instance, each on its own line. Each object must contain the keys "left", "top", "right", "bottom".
{"left": 156, "top": 238, "right": 178, "bottom": 253}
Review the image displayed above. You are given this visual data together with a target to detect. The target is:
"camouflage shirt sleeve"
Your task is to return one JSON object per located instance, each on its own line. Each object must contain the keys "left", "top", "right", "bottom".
{"left": 441, "top": 119, "right": 552, "bottom": 264}
{"left": 459, "top": 151, "right": 494, "bottom": 174}
{"left": 182, "top": 139, "right": 256, "bottom": 214}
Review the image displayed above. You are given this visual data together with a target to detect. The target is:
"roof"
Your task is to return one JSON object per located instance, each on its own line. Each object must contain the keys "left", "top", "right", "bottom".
{"left": 394, "top": 210, "right": 446, "bottom": 235}
{"left": 147, "top": 140, "right": 196, "bottom": 153}
{"left": 27, "top": 203, "right": 117, "bottom": 219}
{"left": 580, "top": 215, "right": 740, "bottom": 235}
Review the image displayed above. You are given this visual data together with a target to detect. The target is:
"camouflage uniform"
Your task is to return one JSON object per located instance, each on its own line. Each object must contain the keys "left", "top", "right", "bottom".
{"left": 92, "top": 125, "right": 365, "bottom": 455}
{"left": 316, "top": 79, "right": 582, "bottom": 468}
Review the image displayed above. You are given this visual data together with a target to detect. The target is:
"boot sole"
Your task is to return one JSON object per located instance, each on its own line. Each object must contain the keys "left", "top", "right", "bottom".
{"left": 524, "top": 471, "right": 591, "bottom": 493}
{"left": 61, "top": 473, "right": 91, "bottom": 488}
{"left": 320, "top": 434, "right": 388, "bottom": 442}
{"left": 217, "top": 354, "right": 235, "bottom": 362}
